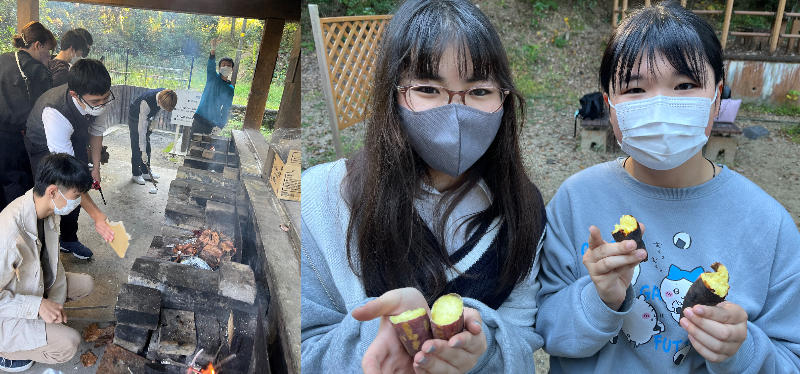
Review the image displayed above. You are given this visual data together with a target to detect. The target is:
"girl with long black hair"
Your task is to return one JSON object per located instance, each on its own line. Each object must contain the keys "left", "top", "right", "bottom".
{"left": 301, "top": 0, "right": 547, "bottom": 372}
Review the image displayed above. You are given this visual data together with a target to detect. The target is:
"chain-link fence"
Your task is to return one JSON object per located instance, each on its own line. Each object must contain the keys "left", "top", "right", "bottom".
{"left": 93, "top": 47, "right": 205, "bottom": 91}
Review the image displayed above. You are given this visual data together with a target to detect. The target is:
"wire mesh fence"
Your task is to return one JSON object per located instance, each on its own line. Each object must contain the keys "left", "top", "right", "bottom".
{"left": 93, "top": 47, "right": 205, "bottom": 91}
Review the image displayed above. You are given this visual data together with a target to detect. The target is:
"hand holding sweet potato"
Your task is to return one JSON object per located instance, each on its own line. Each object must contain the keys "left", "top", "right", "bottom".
{"left": 584, "top": 224, "right": 648, "bottom": 310}
{"left": 413, "top": 307, "right": 486, "bottom": 374}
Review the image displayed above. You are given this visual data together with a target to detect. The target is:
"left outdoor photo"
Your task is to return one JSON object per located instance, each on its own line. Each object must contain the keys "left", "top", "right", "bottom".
{"left": 0, "top": 0, "right": 301, "bottom": 373}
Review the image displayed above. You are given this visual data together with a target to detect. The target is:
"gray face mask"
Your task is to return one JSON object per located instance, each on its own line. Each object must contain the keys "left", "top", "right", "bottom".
{"left": 399, "top": 104, "right": 503, "bottom": 177}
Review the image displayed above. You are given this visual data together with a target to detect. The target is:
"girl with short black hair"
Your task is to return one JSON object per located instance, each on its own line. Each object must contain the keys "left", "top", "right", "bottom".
{"left": 537, "top": 1, "right": 800, "bottom": 372}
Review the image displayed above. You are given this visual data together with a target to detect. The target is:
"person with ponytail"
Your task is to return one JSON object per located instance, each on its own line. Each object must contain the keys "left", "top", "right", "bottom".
{"left": 301, "top": 0, "right": 547, "bottom": 372}
{"left": 0, "top": 21, "right": 56, "bottom": 211}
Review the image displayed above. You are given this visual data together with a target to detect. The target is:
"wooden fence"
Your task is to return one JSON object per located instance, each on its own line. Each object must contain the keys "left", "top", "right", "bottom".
{"left": 612, "top": 0, "right": 800, "bottom": 55}
{"left": 96, "top": 85, "right": 175, "bottom": 132}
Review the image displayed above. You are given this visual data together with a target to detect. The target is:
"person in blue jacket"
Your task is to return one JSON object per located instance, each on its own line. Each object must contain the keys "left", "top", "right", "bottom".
{"left": 191, "top": 37, "right": 234, "bottom": 136}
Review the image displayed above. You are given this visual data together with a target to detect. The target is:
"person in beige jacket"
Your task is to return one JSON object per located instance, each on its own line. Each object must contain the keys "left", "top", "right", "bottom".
{"left": 0, "top": 153, "right": 93, "bottom": 372}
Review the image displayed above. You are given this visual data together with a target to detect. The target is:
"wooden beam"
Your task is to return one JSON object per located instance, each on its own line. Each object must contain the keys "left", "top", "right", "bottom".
{"left": 309, "top": 4, "right": 344, "bottom": 157}
{"left": 274, "top": 27, "right": 300, "bottom": 129}
{"left": 51, "top": 0, "right": 300, "bottom": 21}
{"left": 721, "top": 0, "right": 734, "bottom": 49}
{"left": 770, "top": 0, "right": 787, "bottom": 53}
{"left": 243, "top": 18, "right": 285, "bottom": 130}
{"left": 16, "top": 0, "right": 39, "bottom": 32}
{"left": 612, "top": 0, "right": 619, "bottom": 28}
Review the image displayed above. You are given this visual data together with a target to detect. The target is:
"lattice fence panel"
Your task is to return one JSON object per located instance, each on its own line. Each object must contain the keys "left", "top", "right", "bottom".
{"left": 320, "top": 15, "right": 392, "bottom": 130}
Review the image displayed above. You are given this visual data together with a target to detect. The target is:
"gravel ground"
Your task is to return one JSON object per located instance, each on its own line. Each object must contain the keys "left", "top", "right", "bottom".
{"left": 302, "top": 1, "right": 800, "bottom": 371}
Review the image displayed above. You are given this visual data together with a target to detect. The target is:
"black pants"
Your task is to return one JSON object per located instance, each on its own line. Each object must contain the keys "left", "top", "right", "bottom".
{"left": 128, "top": 119, "right": 152, "bottom": 176}
{"left": 190, "top": 115, "right": 214, "bottom": 137}
{"left": 0, "top": 130, "right": 34, "bottom": 211}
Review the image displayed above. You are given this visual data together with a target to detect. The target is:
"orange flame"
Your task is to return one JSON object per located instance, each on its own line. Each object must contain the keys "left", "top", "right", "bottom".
{"left": 200, "top": 363, "right": 215, "bottom": 374}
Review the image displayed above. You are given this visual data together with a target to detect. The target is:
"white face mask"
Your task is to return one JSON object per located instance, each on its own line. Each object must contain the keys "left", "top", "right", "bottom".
{"left": 609, "top": 88, "right": 717, "bottom": 170}
{"left": 219, "top": 66, "right": 233, "bottom": 78}
{"left": 85, "top": 104, "right": 107, "bottom": 117}
{"left": 52, "top": 189, "right": 81, "bottom": 216}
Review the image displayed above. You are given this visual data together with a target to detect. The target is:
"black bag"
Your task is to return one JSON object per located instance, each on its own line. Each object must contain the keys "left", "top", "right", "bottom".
{"left": 574, "top": 92, "right": 605, "bottom": 137}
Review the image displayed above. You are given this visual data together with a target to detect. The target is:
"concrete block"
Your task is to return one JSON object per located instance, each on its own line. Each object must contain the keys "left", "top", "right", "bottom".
{"left": 219, "top": 262, "right": 256, "bottom": 304}
{"left": 157, "top": 309, "right": 197, "bottom": 357}
{"left": 113, "top": 324, "right": 151, "bottom": 355}
{"left": 115, "top": 284, "right": 161, "bottom": 330}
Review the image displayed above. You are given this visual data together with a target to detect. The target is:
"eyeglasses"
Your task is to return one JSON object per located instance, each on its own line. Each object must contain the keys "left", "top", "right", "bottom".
{"left": 80, "top": 91, "right": 115, "bottom": 110}
{"left": 397, "top": 84, "right": 509, "bottom": 113}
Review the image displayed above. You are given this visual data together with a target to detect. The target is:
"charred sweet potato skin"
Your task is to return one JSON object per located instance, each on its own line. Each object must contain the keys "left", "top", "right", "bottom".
{"left": 680, "top": 263, "right": 729, "bottom": 319}
{"left": 612, "top": 215, "right": 647, "bottom": 261}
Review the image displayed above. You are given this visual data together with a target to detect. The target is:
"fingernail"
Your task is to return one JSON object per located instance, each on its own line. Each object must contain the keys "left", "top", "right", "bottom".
{"left": 472, "top": 320, "right": 481, "bottom": 327}
{"left": 637, "top": 250, "right": 647, "bottom": 259}
{"left": 684, "top": 308, "right": 694, "bottom": 318}
{"left": 695, "top": 305, "right": 704, "bottom": 315}
{"left": 451, "top": 339, "right": 463, "bottom": 348}
{"left": 425, "top": 345, "right": 435, "bottom": 353}
{"left": 418, "top": 356, "right": 428, "bottom": 365}
{"left": 626, "top": 241, "right": 636, "bottom": 250}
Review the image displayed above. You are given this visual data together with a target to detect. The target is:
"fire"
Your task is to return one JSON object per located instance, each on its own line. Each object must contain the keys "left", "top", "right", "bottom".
{"left": 200, "top": 363, "right": 215, "bottom": 374}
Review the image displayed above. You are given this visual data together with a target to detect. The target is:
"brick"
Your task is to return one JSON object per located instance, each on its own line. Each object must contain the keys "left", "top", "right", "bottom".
{"left": 205, "top": 201, "right": 236, "bottom": 239}
{"left": 96, "top": 343, "right": 152, "bottom": 374}
{"left": 115, "top": 284, "right": 161, "bottom": 330}
{"left": 113, "top": 324, "right": 151, "bottom": 355}
{"left": 164, "top": 196, "right": 205, "bottom": 228}
{"left": 218, "top": 262, "right": 256, "bottom": 304}
{"left": 184, "top": 154, "right": 226, "bottom": 173}
{"left": 157, "top": 309, "right": 197, "bottom": 356}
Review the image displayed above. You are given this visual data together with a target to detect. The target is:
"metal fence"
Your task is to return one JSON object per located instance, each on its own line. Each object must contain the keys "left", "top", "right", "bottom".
{"left": 93, "top": 47, "right": 203, "bottom": 91}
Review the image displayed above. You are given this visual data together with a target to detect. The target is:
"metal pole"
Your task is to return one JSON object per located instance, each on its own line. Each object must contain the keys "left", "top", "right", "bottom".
{"left": 124, "top": 49, "right": 130, "bottom": 86}
{"left": 188, "top": 55, "right": 195, "bottom": 90}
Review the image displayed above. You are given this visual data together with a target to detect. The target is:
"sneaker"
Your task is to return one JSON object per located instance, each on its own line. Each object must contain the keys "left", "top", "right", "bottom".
{"left": 0, "top": 357, "right": 33, "bottom": 372}
{"left": 132, "top": 175, "right": 146, "bottom": 185}
{"left": 143, "top": 172, "right": 159, "bottom": 180}
{"left": 59, "top": 241, "right": 94, "bottom": 259}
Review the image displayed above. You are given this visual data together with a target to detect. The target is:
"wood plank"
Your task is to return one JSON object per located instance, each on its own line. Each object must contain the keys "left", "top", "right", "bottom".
{"left": 243, "top": 18, "right": 285, "bottom": 130}
{"left": 51, "top": 0, "right": 300, "bottom": 20}
{"left": 309, "top": 4, "right": 344, "bottom": 157}
{"left": 274, "top": 26, "right": 301, "bottom": 129}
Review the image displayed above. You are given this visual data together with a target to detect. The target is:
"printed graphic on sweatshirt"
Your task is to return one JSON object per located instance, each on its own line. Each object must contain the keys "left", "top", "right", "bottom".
{"left": 620, "top": 294, "right": 665, "bottom": 346}
{"left": 660, "top": 265, "right": 704, "bottom": 323}
{"left": 673, "top": 232, "right": 692, "bottom": 250}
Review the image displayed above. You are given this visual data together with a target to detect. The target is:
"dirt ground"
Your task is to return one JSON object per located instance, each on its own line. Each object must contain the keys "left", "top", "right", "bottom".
{"left": 302, "top": 0, "right": 800, "bottom": 371}
{"left": 26, "top": 127, "right": 180, "bottom": 373}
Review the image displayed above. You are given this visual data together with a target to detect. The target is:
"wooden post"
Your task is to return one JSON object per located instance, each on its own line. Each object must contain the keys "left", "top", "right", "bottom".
{"left": 622, "top": 0, "right": 629, "bottom": 20}
{"left": 770, "top": 0, "right": 787, "bottom": 53}
{"left": 721, "top": 0, "right": 735, "bottom": 49}
{"left": 16, "top": 0, "right": 38, "bottom": 31}
{"left": 274, "top": 26, "right": 300, "bottom": 129}
{"left": 309, "top": 4, "right": 344, "bottom": 157}
{"left": 612, "top": 0, "right": 619, "bottom": 28}
{"left": 243, "top": 17, "right": 285, "bottom": 130}
{"left": 789, "top": 19, "right": 800, "bottom": 52}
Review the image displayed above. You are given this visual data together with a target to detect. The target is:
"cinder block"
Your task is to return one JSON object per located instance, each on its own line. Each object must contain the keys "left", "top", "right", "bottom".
{"left": 113, "top": 324, "right": 151, "bottom": 355}
{"left": 219, "top": 262, "right": 256, "bottom": 304}
{"left": 115, "top": 284, "right": 161, "bottom": 330}
{"left": 157, "top": 309, "right": 197, "bottom": 356}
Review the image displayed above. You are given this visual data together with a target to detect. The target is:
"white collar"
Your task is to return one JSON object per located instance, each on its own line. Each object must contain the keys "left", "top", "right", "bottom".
{"left": 71, "top": 96, "right": 89, "bottom": 116}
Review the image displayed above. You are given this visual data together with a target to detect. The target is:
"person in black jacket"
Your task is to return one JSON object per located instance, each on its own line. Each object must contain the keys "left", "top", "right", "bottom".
{"left": 0, "top": 21, "right": 55, "bottom": 211}
{"left": 49, "top": 29, "right": 91, "bottom": 87}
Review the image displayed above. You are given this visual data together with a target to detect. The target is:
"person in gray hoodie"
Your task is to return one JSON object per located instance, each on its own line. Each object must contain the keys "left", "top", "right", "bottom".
{"left": 536, "top": 2, "right": 800, "bottom": 372}
{"left": 301, "top": 0, "right": 547, "bottom": 372}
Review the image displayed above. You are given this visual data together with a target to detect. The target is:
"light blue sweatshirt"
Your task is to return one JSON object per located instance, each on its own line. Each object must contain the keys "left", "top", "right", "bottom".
{"left": 301, "top": 159, "right": 544, "bottom": 373}
{"left": 536, "top": 159, "right": 800, "bottom": 373}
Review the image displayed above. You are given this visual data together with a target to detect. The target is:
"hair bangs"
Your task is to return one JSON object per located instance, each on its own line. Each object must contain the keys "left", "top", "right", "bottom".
{"left": 398, "top": 2, "right": 499, "bottom": 83}
{"left": 601, "top": 1, "right": 724, "bottom": 94}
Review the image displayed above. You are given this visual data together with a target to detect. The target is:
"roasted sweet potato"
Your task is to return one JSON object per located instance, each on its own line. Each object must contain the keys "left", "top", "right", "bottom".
{"left": 430, "top": 293, "right": 465, "bottom": 341}
{"left": 612, "top": 214, "right": 647, "bottom": 261}
{"left": 680, "top": 262, "right": 729, "bottom": 319}
{"left": 389, "top": 307, "right": 433, "bottom": 355}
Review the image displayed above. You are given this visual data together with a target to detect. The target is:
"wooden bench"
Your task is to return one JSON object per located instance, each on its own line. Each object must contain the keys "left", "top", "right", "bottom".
{"left": 704, "top": 121, "right": 742, "bottom": 165}
{"left": 578, "top": 114, "right": 613, "bottom": 152}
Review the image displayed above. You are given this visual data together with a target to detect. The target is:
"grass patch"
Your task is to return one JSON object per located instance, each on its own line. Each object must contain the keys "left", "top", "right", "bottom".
{"left": 553, "top": 36, "right": 568, "bottom": 48}
{"left": 783, "top": 124, "right": 800, "bottom": 144}
{"left": 220, "top": 118, "right": 273, "bottom": 140}
{"left": 741, "top": 102, "right": 800, "bottom": 117}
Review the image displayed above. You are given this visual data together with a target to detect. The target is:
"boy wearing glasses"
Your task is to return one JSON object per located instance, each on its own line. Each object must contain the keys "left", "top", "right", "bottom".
{"left": 23, "top": 59, "right": 115, "bottom": 260}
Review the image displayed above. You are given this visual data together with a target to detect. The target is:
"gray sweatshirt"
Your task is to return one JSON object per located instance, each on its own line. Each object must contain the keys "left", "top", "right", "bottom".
{"left": 536, "top": 159, "right": 800, "bottom": 373}
{"left": 301, "top": 159, "right": 544, "bottom": 373}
